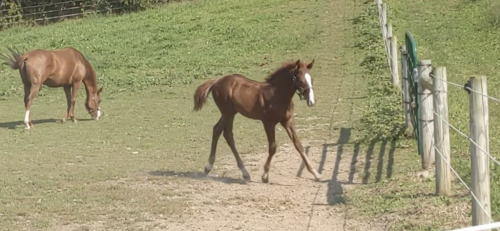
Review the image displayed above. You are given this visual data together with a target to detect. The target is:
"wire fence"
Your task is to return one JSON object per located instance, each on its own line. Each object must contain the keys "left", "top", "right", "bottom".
{"left": 0, "top": 0, "right": 175, "bottom": 30}
{"left": 376, "top": 0, "right": 500, "bottom": 230}
{"left": 423, "top": 109, "right": 498, "bottom": 230}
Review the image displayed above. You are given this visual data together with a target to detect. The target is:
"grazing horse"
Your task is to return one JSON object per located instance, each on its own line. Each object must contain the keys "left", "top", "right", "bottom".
{"left": 1, "top": 47, "right": 103, "bottom": 129}
{"left": 193, "top": 59, "right": 322, "bottom": 183}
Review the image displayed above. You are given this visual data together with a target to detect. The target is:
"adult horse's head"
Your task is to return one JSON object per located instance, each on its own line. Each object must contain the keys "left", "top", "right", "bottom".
{"left": 292, "top": 59, "right": 315, "bottom": 106}
{"left": 85, "top": 87, "right": 103, "bottom": 120}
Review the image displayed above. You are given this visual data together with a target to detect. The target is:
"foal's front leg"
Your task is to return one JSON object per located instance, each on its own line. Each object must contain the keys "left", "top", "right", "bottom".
{"left": 205, "top": 117, "right": 225, "bottom": 175}
{"left": 281, "top": 117, "right": 322, "bottom": 181}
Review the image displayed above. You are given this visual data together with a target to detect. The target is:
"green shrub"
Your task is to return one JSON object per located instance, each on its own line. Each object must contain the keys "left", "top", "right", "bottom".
{"left": 353, "top": 1, "right": 405, "bottom": 142}
{"left": 490, "top": 2, "right": 500, "bottom": 28}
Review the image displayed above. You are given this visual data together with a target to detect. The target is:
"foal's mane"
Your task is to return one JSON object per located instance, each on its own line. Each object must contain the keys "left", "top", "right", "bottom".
{"left": 264, "top": 61, "right": 297, "bottom": 83}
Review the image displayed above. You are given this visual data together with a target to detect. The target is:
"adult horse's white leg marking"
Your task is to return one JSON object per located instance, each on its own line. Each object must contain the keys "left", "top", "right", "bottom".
{"left": 24, "top": 110, "right": 31, "bottom": 129}
{"left": 305, "top": 73, "right": 315, "bottom": 106}
{"left": 96, "top": 108, "right": 101, "bottom": 120}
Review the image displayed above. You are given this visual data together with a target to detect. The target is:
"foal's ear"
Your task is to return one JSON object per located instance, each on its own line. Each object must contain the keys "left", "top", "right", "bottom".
{"left": 295, "top": 59, "right": 301, "bottom": 67}
{"left": 307, "top": 59, "right": 315, "bottom": 69}
{"left": 98, "top": 87, "right": 103, "bottom": 95}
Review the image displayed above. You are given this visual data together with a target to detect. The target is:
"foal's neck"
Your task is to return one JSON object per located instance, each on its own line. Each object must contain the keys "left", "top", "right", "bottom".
{"left": 268, "top": 73, "right": 295, "bottom": 101}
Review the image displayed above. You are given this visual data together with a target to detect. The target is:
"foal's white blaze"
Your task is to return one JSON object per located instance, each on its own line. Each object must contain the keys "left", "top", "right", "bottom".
{"left": 24, "top": 110, "right": 30, "bottom": 128}
{"left": 305, "top": 73, "right": 315, "bottom": 106}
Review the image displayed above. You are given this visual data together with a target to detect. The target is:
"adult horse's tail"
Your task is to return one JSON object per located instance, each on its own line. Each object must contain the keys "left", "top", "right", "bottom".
{"left": 0, "top": 47, "right": 25, "bottom": 70}
{"left": 193, "top": 79, "right": 217, "bottom": 111}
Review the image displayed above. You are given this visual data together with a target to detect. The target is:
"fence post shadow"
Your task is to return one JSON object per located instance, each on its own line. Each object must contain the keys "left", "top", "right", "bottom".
{"left": 363, "top": 129, "right": 399, "bottom": 184}
{"left": 326, "top": 127, "right": 351, "bottom": 205}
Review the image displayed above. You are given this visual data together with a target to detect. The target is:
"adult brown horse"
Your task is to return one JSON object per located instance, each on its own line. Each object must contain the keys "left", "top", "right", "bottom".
{"left": 193, "top": 59, "right": 322, "bottom": 183}
{"left": 1, "top": 47, "right": 103, "bottom": 129}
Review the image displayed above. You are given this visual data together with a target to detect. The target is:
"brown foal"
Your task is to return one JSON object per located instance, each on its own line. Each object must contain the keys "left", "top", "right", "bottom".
{"left": 1, "top": 47, "right": 103, "bottom": 129}
{"left": 193, "top": 59, "right": 321, "bottom": 183}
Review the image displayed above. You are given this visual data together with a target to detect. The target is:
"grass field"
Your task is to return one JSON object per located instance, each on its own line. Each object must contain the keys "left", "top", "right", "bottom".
{"left": 0, "top": 0, "right": 495, "bottom": 230}
{"left": 0, "top": 0, "right": 363, "bottom": 230}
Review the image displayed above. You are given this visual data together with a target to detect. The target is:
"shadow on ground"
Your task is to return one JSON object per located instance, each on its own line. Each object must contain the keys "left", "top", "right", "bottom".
{"left": 0, "top": 119, "right": 59, "bottom": 129}
{"left": 148, "top": 170, "right": 249, "bottom": 184}
{"left": 313, "top": 127, "right": 397, "bottom": 206}
{"left": 0, "top": 118, "right": 95, "bottom": 129}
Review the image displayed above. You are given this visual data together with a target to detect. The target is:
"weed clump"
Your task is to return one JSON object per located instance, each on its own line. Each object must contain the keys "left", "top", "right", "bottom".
{"left": 490, "top": 2, "right": 500, "bottom": 28}
{"left": 353, "top": 1, "right": 405, "bottom": 142}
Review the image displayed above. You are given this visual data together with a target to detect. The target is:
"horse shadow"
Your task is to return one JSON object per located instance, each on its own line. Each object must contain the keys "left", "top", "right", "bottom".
{"left": 0, "top": 118, "right": 95, "bottom": 129}
{"left": 148, "top": 170, "right": 249, "bottom": 185}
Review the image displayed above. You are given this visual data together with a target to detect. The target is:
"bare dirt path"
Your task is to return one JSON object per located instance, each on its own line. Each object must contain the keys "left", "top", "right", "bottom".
{"left": 147, "top": 0, "right": 387, "bottom": 230}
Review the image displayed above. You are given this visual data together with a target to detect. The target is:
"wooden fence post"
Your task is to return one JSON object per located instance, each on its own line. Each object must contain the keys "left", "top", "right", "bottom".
{"left": 385, "top": 22, "right": 392, "bottom": 67}
{"left": 390, "top": 28, "right": 399, "bottom": 89}
{"left": 468, "top": 76, "right": 491, "bottom": 229}
{"left": 418, "top": 60, "right": 434, "bottom": 169}
{"left": 382, "top": 3, "right": 387, "bottom": 38}
{"left": 432, "top": 67, "right": 451, "bottom": 196}
{"left": 400, "top": 46, "right": 413, "bottom": 136}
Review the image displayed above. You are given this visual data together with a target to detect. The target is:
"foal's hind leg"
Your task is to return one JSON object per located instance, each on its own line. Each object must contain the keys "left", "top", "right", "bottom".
{"left": 261, "top": 121, "right": 278, "bottom": 183}
{"left": 205, "top": 117, "right": 225, "bottom": 175}
{"left": 222, "top": 114, "right": 251, "bottom": 181}
{"left": 280, "top": 117, "right": 322, "bottom": 181}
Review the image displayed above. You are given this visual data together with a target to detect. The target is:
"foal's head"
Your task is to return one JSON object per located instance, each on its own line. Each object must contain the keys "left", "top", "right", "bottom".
{"left": 85, "top": 87, "right": 103, "bottom": 120}
{"left": 292, "top": 59, "right": 315, "bottom": 106}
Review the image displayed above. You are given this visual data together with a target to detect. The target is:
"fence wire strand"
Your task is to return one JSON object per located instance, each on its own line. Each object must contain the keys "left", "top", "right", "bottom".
{"left": 432, "top": 110, "right": 500, "bottom": 168}
{"left": 1, "top": 0, "right": 87, "bottom": 13}
{"left": 424, "top": 111, "right": 498, "bottom": 229}
{"left": 1, "top": 0, "right": 123, "bottom": 19}
{"left": 430, "top": 73, "right": 500, "bottom": 104}
{"left": 2, "top": 6, "right": 123, "bottom": 26}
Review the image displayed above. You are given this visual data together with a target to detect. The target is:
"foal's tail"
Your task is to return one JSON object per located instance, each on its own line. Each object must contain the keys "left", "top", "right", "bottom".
{"left": 193, "top": 79, "right": 218, "bottom": 111}
{"left": 0, "top": 47, "right": 25, "bottom": 70}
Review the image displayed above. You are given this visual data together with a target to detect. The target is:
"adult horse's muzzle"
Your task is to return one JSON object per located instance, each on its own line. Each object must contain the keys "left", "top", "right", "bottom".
{"left": 90, "top": 108, "right": 101, "bottom": 120}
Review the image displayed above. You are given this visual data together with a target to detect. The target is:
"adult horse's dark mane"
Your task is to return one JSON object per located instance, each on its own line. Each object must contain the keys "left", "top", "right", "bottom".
{"left": 264, "top": 61, "right": 296, "bottom": 83}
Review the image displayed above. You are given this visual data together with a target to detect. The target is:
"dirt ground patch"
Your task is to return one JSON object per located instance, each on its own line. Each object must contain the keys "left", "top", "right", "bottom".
{"left": 139, "top": 140, "right": 386, "bottom": 231}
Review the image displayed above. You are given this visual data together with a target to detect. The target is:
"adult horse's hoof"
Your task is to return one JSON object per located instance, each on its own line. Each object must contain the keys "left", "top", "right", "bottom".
{"left": 25, "top": 121, "right": 34, "bottom": 129}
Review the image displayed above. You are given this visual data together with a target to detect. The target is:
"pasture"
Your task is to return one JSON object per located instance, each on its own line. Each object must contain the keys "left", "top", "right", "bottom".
{"left": 0, "top": 0, "right": 493, "bottom": 230}
{"left": 0, "top": 0, "right": 385, "bottom": 230}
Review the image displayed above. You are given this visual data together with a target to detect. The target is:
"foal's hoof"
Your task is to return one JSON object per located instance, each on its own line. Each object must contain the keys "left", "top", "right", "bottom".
{"left": 61, "top": 118, "right": 66, "bottom": 123}
{"left": 204, "top": 164, "right": 213, "bottom": 175}
{"left": 72, "top": 119, "right": 78, "bottom": 123}
{"left": 313, "top": 172, "right": 323, "bottom": 182}
{"left": 261, "top": 173, "right": 269, "bottom": 183}
{"left": 242, "top": 168, "right": 251, "bottom": 181}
